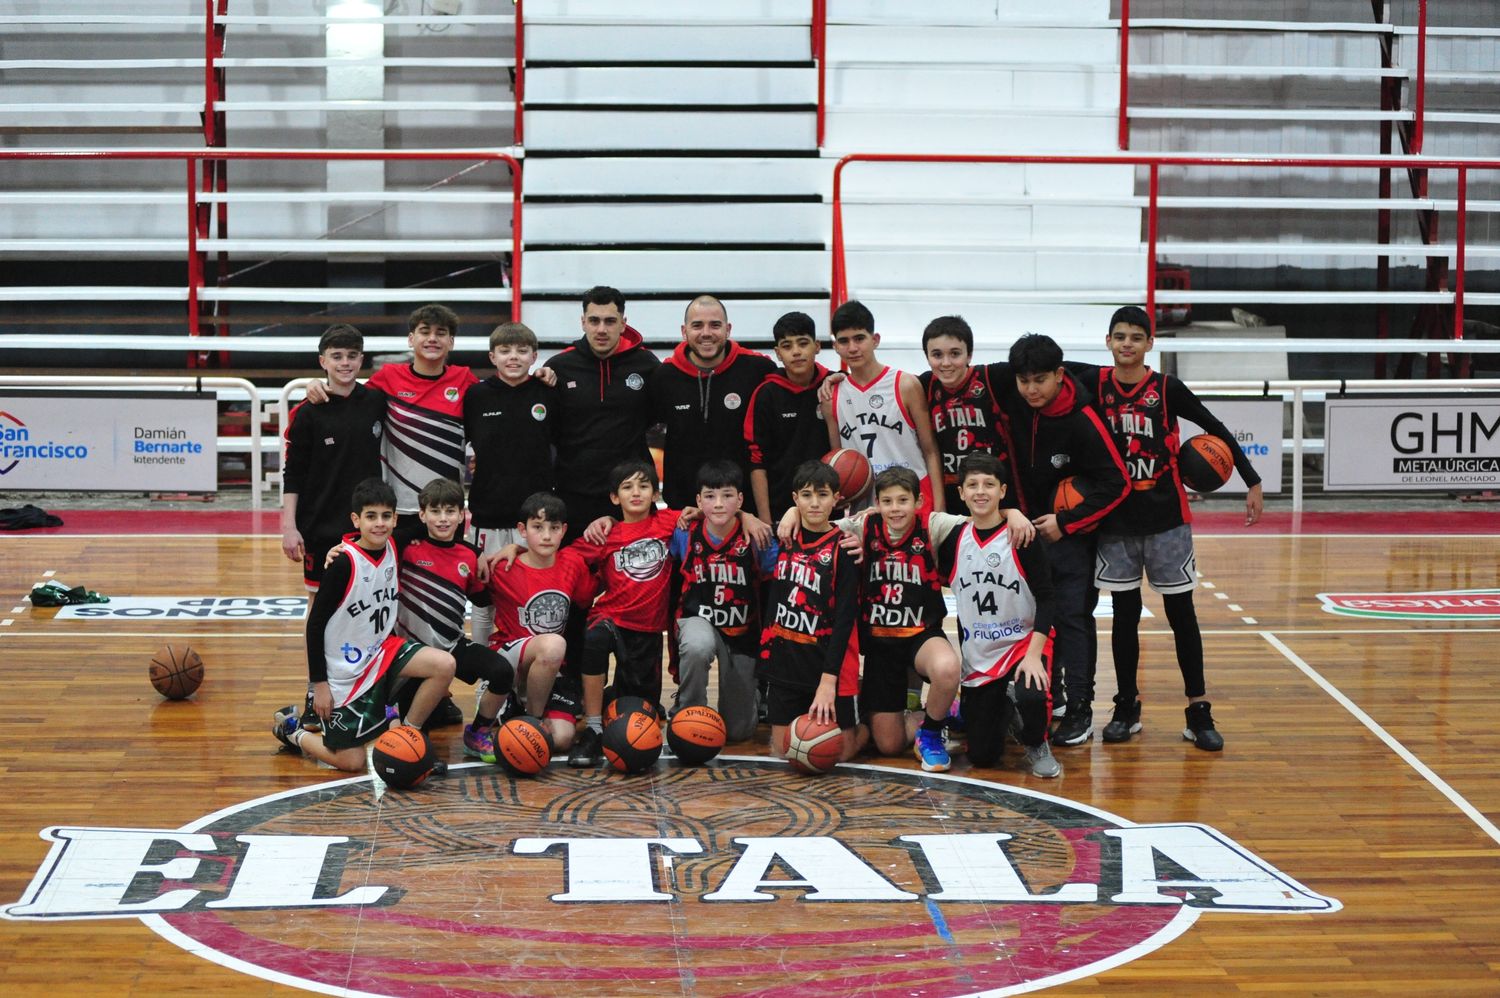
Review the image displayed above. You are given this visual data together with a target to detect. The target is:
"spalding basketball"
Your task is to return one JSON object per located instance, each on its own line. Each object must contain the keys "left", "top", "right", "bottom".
{"left": 149, "top": 644, "right": 204, "bottom": 700}
{"left": 1178, "top": 433, "right": 1235, "bottom": 493}
{"left": 602, "top": 711, "right": 663, "bottom": 775}
{"left": 822, "top": 447, "right": 872, "bottom": 502}
{"left": 603, "top": 694, "right": 660, "bottom": 728}
{"left": 781, "top": 713, "right": 844, "bottom": 774}
{"left": 496, "top": 716, "right": 551, "bottom": 776}
{"left": 666, "top": 706, "right": 727, "bottom": 765}
{"left": 371, "top": 726, "right": 436, "bottom": 789}
{"left": 1050, "top": 476, "right": 1097, "bottom": 535}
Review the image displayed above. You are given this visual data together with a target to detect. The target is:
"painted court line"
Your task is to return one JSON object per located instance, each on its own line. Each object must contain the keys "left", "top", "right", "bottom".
{"left": 1261, "top": 630, "right": 1500, "bottom": 847}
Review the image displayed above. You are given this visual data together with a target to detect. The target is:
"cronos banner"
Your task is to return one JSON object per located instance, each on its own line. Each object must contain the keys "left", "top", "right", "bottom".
{"left": 0, "top": 391, "right": 217, "bottom": 492}
{"left": 1324, "top": 396, "right": 1500, "bottom": 490}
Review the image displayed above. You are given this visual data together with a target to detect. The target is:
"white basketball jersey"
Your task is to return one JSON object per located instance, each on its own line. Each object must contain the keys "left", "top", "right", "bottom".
{"left": 323, "top": 539, "right": 401, "bottom": 705}
{"left": 947, "top": 523, "right": 1038, "bottom": 687}
{"left": 832, "top": 366, "right": 929, "bottom": 502}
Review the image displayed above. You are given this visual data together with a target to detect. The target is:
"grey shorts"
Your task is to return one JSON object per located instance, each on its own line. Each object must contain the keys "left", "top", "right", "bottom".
{"left": 1095, "top": 523, "right": 1197, "bottom": 595}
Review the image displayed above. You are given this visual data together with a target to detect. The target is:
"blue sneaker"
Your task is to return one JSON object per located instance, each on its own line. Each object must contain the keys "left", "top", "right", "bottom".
{"left": 272, "top": 705, "right": 302, "bottom": 754}
{"left": 913, "top": 728, "right": 951, "bottom": 773}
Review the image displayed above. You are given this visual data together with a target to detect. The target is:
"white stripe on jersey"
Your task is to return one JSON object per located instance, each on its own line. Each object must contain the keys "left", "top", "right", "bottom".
{"left": 382, "top": 399, "right": 465, "bottom": 513}
{"left": 323, "top": 539, "right": 401, "bottom": 705}
{"left": 396, "top": 562, "right": 467, "bottom": 652}
{"left": 832, "top": 366, "right": 929, "bottom": 504}
{"left": 948, "top": 523, "right": 1038, "bottom": 687}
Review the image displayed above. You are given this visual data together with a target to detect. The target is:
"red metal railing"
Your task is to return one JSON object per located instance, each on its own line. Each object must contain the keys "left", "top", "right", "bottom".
{"left": 1118, "top": 1, "right": 1430, "bottom": 151}
{"left": 0, "top": 149, "right": 522, "bottom": 340}
{"left": 812, "top": 0, "right": 827, "bottom": 147}
{"left": 831, "top": 152, "right": 1492, "bottom": 341}
{"left": 515, "top": 0, "right": 525, "bottom": 146}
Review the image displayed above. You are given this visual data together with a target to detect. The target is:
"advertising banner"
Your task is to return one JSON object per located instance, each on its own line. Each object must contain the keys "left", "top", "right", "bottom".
{"left": 1179, "top": 398, "right": 1284, "bottom": 493}
{"left": 1324, "top": 396, "right": 1500, "bottom": 490}
{"left": 0, "top": 391, "right": 217, "bottom": 492}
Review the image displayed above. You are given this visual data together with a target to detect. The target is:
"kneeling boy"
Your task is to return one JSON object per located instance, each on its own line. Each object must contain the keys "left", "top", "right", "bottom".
{"left": 273, "top": 478, "right": 456, "bottom": 772}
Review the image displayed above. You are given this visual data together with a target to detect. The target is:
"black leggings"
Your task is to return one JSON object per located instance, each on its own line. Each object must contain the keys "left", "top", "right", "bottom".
{"left": 1110, "top": 588, "right": 1205, "bottom": 702}
{"left": 962, "top": 669, "right": 1052, "bottom": 768}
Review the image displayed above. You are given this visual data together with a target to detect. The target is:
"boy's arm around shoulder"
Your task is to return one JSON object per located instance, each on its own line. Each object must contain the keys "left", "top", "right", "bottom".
{"left": 1055, "top": 407, "right": 1130, "bottom": 536}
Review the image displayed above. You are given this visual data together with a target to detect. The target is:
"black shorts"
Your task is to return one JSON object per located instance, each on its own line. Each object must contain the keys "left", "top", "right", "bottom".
{"left": 302, "top": 533, "right": 345, "bottom": 589}
{"left": 859, "top": 627, "right": 947, "bottom": 716}
{"left": 764, "top": 681, "right": 857, "bottom": 730}
{"left": 583, "top": 619, "right": 663, "bottom": 699}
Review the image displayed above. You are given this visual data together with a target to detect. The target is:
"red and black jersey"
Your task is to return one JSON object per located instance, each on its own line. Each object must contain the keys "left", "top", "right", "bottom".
{"left": 676, "top": 519, "right": 763, "bottom": 652}
{"left": 860, "top": 512, "right": 945, "bottom": 638}
{"left": 920, "top": 366, "right": 1015, "bottom": 514}
{"left": 394, "top": 536, "right": 486, "bottom": 653}
{"left": 486, "top": 549, "right": 596, "bottom": 647}
{"left": 1093, "top": 368, "right": 1262, "bottom": 535}
{"left": 366, "top": 362, "right": 477, "bottom": 513}
{"left": 760, "top": 525, "right": 860, "bottom": 695}
{"left": 568, "top": 507, "right": 679, "bottom": 633}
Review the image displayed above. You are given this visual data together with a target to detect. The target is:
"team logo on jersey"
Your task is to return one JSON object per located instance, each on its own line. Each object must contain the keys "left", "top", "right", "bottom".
{"left": 986, "top": 552, "right": 1003, "bottom": 568}
{"left": 625, "top": 373, "right": 644, "bottom": 391}
{"left": 723, "top": 393, "right": 742, "bottom": 410}
{"left": 520, "top": 589, "right": 570, "bottom": 633}
{"left": 817, "top": 547, "right": 833, "bottom": 565}
{"left": 970, "top": 380, "right": 985, "bottom": 398}
{"left": 613, "top": 537, "right": 668, "bottom": 581}
{"left": 1141, "top": 388, "right": 1161, "bottom": 408}
{"left": 869, "top": 394, "right": 885, "bottom": 409}
{"left": 1317, "top": 589, "right": 1500, "bottom": 621}
{"left": 444, "top": 387, "right": 461, "bottom": 403}
{"left": 372, "top": 422, "right": 382, "bottom": 438}
{"left": 1, "top": 760, "right": 1338, "bottom": 995}
{"left": 530, "top": 403, "right": 547, "bottom": 421}
{"left": 457, "top": 563, "right": 471, "bottom": 578}
{"left": 1051, "top": 454, "right": 1071, "bottom": 469}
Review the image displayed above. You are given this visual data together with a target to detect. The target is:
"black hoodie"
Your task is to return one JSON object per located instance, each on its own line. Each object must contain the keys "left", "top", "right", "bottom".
{"left": 650, "top": 340, "right": 776, "bottom": 508}
{"left": 744, "top": 363, "right": 831, "bottom": 521}
{"left": 544, "top": 325, "right": 661, "bottom": 501}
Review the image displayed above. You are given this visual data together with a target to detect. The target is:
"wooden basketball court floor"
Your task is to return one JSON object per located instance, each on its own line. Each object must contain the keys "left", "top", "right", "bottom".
{"left": 1, "top": 512, "right": 1498, "bottom": 995}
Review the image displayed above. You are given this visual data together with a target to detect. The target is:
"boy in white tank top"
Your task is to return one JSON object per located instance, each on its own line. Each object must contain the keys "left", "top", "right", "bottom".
{"left": 824, "top": 300, "right": 945, "bottom": 513}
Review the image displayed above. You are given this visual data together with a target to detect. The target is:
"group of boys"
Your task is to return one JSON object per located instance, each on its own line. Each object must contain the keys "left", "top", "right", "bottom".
{"left": 274, "top": 293, "right": 1262, "bottom": 780}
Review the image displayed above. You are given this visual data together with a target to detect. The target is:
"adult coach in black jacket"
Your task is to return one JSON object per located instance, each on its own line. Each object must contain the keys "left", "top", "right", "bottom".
{"left": 650, "top": 294, "right": 776, "bottom": 509}
{"left": 545, "top": 286, "right": 661, "bottom": 539}
{"left": 1003, "top": 333, "right": 1130, "bottom": 747}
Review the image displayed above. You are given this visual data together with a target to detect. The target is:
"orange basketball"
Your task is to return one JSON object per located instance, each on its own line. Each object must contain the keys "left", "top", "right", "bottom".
{"left": 603, "top": 694, "right": 660, "bottom": 728}
{"left": 1050, "top": 476, "right": 1097, "bottom": 535}
{"left": 666, "top": 706, "right": 727, "bottom": 765}
{"left": 371, "top": 726, "right": 435, "bottom": 789}
{"left": 148, "top": 644, "right": 203, "bottom": 700}
{"left": 822, "top": 447, "right": 872, "bottom": 501}
{"left": 496, "top": 717, "right": 551, "bottom": 776}
{"left": 1179, "top": 433, "right": 1235, "bottom": 493}
{"left": 603, "top": 712, "right": 663, "bottom": 774}
{"left": 781, "top": 713, "right": 844, "bottom": 774}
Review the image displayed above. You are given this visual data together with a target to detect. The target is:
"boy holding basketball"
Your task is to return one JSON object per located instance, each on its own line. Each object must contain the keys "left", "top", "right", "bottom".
{"left": 761, "top": 460, "right": 868, "bottom": 762}
{"left": 484, "top": 491, "right": 596, "bottom": 755}
{"left": 671, "top": 460, "right": 778, "bottom": 743}
{"left": 273, "top": 478, "right": 456, "bottom": 773}
{"left": 1005, "top": 333, "right": 1130, "bottom": 746}
{"left": 1088, "top": 306, "right": 1262, "bottom": 751}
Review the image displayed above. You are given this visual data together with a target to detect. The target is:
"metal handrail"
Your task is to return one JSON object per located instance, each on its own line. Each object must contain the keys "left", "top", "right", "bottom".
{"left": 0, "top": 374, "right": 265, "bottom": 509}
{"left": 831, "top": 151, "right": 1500, "bottom": 341}
{"left": 0, "top": 148, "right": 522, "bottom": 345}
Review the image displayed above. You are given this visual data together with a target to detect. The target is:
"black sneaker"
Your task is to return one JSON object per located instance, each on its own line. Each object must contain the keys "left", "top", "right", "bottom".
{"left": 271, "top": 705, "right": 302, "bottom": 753}
{"left": 1183, "top": 701, "right": 1224, "bottom": 751}
{"left": 422, "top": 695, "right": 465, "bottom": 732}
{"left": 298, "top": 685, "right": 322, "bottom": 734}
{"left": 567, "top": 726, "right": 603, "bottom": 768}
{"left": 496, "top": 692, "right": 523, "bottom": 727}
{"left": 1053, "top": 705, "right": 1094, "bottom": 746}
{"left": 1102, "top": 698, "right": 1142, "bottom": 743}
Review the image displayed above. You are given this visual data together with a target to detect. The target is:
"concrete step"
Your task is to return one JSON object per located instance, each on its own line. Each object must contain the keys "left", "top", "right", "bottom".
{"left": 526, "top": 0, "right": 808, "bottom": 21}
{"left": 844, "top": 249, "right": 1144, "bottom": 291}
{"left": 525, "top": 109, "right": 816, "bottom": 151}
{"left": 838, "top": 162, "right": 1135, "bottom": 200}
{"left": 830, "top": 65, "right": 1117, "bottom": 110}
{"left": 830, "top": 0, "right": 1109, "bottom": 24}
{"left": 839, "top": 203, "right": 1139, "bottom": 245}
{"left": 524, "top": 248, "right": 828, "bottom": 292}
{"left": 527, "top": 66, "right": 815, "bottom": 105}
{"left": 525, "top": 23, "right": 811, "bottom": 62}
{"left": 524, "top": 297, "right": 830, "bottom": 344}
{"left": 824, "top": 108, "right": 1116, "bottom": 154}
{"left": 526, "top": 200, "right": 826, "bottom": 243}
{"left": 827, "top": 24, "right": 1116, "bottom": 64}
{"left": 523, "top": 155, "right": 828, "bottom": 196}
